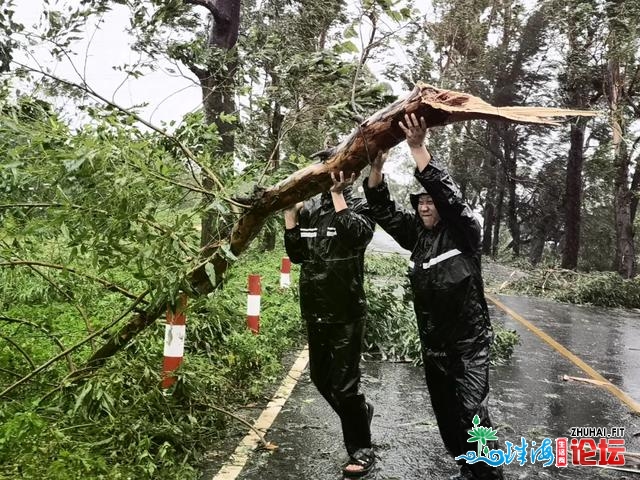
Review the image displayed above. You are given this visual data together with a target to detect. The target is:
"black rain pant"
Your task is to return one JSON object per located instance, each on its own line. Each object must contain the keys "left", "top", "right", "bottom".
{"left": 422, "top": 334, "right": 504, "bottom": 480}
{"left": 306, "top": 319, "right": 371, "bottom": 456}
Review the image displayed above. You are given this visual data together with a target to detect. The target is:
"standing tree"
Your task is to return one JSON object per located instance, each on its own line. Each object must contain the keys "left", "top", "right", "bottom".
{"left": 605, "top": 0, "right": 640, "bottom": 278}
{"left": 486, "top": 3, "right": 554, "bottom": 257}
{"left": 186, "top": 0, "right": 240, "bottom": 261}
{"left": 555, "top": 0, "right": 601, "bottom": 269}
{"left": 419, "top": 0, "right": 559, "bottom": 258}
{"left": 526, "top": 156, "right": 565, "bottom": 265}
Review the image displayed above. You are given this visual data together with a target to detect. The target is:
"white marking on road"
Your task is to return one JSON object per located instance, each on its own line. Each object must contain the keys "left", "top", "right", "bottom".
{"left": 209, "top": 345, "right": 310, "bottom": 480}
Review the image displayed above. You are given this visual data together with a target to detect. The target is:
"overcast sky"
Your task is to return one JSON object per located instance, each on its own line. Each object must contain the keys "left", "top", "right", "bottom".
{"left": 11, "top": 1, "right": 425, "bottom": 186}
{"left": 13, "top": 1, "right": 204, "bottom": 126}
{"left": 12, "top": 1, "right": 418, "bottom": 125}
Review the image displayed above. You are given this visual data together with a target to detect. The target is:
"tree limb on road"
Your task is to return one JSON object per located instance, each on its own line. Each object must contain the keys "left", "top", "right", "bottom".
{"left": 191, "top": 82, "right": 597, "bottom": 292}
{"left": 88, "top": 82, "right": 598, "bottom": 374}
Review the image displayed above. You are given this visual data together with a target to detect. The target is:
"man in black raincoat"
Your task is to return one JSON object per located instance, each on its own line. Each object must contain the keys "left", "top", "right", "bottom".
{"left": 284, "top": 171, "right": 376, "bottom": 478}
{"left": 363, "top": 114, "right": 504, "bottom": 480}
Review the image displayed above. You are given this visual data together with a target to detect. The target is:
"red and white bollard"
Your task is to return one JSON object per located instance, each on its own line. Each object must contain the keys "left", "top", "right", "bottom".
{"left": 280, "top": 257, "right": 291, "bottom": 288}
{"left": 162, "top": 293, "right": 187, "bottom": 389}
{"left": 246, "top": 274, "right": 261, "bottom": 334}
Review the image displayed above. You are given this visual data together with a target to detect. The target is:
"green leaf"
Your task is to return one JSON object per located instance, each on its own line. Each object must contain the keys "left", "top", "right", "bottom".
{"left": 219, "top": 112, "right": 237, "bottom": 124}
{"left": 73, "top": 383, "right": 92, "bottom": 415}
{"left": 399, "top": 7, "right": 412, "bottom": 19}
{"left": 388, "top": 10, "right": 403, "bottom": 22}
{"left": 204, "top": 262, "right": 216, "bottom": 287}
{"left": 344, "top": 24, "right": 357, "bottom": 38}
{"left": 334, "top": 41, "right": 359, "bottom": 54}
{"left": 63, "top": 157, "right": 85, "bottom": 172}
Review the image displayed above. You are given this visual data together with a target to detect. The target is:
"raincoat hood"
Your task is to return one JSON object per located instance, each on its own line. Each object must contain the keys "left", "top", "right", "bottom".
{"left": 409, "top": 189, "right": 430, "bottom": 210}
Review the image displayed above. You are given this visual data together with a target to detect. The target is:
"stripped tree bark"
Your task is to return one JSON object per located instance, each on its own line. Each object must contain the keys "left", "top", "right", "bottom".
{"left": 87, "top": 82, "right": 596, "bottom": 372}
{"left": 195, "top": 82, "right": 596, "bottom": 286}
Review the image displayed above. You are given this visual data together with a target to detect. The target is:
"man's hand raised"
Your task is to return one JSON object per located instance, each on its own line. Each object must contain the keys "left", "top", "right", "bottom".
{"left": 399, "top": 113, "right": 428, "bottom": 149}
{"left": 330, "top": 170, "right": 358, "bottom": 213}
{"left": 330, "top": 170, "right": 357, "bottom": 194}
{"left": 367, "top": 150, "right": 388, "bottom": 189}
{"left": 284, "top": 201, "right": 304, "bottom": 229}
{"left": 399, "top": 113, "right": 432, "bottom": 172}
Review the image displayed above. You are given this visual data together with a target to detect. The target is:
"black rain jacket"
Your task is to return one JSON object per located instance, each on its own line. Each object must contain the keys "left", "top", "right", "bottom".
{"left": 284, "top": 189, "right": 375, "bottom": 324}
{"left": 363, "top": 162, "right": 492, "bottom": 351}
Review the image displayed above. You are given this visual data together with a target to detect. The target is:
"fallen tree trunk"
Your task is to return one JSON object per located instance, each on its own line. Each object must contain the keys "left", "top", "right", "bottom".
{"left": 192, "top": 81, "right": 596, "bottom": 291}
{"left": 90, "top": 82, "right": 597, "bottom": 370}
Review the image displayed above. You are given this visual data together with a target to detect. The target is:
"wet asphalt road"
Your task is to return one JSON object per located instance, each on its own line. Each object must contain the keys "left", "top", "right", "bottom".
{"left": 231, "top": 230, "right": 640, "bottom": 480}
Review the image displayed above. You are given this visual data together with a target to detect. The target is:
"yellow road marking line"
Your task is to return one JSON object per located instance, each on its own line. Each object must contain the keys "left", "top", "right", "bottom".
{"left": 487, "top": 294, "right": 640, "bottom": 414}
{"left": 209, "top": 345, "right": 310, "bottom": 480}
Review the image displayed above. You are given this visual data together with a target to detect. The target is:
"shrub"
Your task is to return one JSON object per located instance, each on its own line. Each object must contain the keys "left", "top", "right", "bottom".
{"left": 364, "top": 254, "right": 519, "bottom": 365}
{"left": 505, "top": 268, "right": 640, "bottom": 308}
{"left": 0, "top": 246, "right": 305, "bottom": 480}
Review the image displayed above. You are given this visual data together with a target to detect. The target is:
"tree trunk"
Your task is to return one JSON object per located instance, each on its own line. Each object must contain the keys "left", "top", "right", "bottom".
{"left": 529, "top": 209, "right": 560, "bottom": 266}
{"left": 483, "top": 127, "right": 501, "bottom": 257}
{"left": 609, "top": 59, "right": 635, "bottom": 278}
{"left": 613, "top": 141, "right": 634, "bottom": 278}
{"left": 261, "top": 228, "right": 277, "bottom": 251}
{"left": 503, "top": 127, "right": 520, "bottom": 257}
{"left": 261, "top": 80, "right": 284, "bottom": 252}
{"left": 529, "top": 222, "right": 546, "bottom": 266}
{"left": 186, "top": 0, "right": 241, "bottom": 50}
{"left": 85, "top": 302, "right": 165, "bottom": 369}
{"left": 560, "top": 11, "right": 594, "bottom": 271}
{"left": 185, "top": 0, "right": 241, "bottom": 276}
{"left": 630, "top": 151, "right": 640, "bottom": 222}
{"left": 88, "top": 83, "right": 595, "bottom": 369}
{"left": 482, "top": 199, "right": 495, "bottom": 255}
{"left": 492, "top": 183, "right": 505, "bottom": 257}
{"left": 198, "top": 56, "right": 238, "bottom": 257}
{"left": 561, "top": 120, "right": 586, "bottom": 269}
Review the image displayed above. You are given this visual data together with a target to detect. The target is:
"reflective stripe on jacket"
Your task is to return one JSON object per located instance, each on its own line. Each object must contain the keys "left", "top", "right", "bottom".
{"left": 284, "top": 190, "right": 375, "bottom": 323}
{"left": 363, "top": 161, "right": 491, "bottom": 350}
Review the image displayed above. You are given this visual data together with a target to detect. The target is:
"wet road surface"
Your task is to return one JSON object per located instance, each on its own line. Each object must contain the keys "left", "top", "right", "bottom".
{"left": 494, "top": 294, "right": 640, "bottom": 404}
{"left": 222, "top": 230, "right": 640, "bottom": 479}
{"left": 234, "top": 296, "right": 639, "bottom": 479}
{"left": 369, "top": 228, "right": 407, "bottom": 255}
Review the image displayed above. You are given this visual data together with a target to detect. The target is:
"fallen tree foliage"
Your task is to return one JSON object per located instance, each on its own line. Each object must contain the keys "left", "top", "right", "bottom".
{"left": 3, "top": 82, "right": 597, "bottom": 390}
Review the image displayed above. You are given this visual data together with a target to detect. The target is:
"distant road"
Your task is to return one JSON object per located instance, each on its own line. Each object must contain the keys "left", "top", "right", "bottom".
{"left": 368, "top": 228, "right": 408, "bottom": 255}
